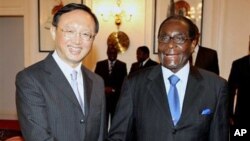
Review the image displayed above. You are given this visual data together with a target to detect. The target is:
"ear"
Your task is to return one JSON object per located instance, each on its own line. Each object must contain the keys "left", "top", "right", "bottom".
{"left": 190, "top": 40, "right": 197, "bottom": 52}
{"left": 50, "top": 25, "right": 56, "bottom": 40}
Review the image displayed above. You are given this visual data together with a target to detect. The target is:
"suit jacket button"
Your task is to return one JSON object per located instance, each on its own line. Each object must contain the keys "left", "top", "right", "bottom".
{"left": 172, "top": 129, "right": 177, "bottom": 134}
{"left": 80, "top": 119, "right": 84, "bottom": 124}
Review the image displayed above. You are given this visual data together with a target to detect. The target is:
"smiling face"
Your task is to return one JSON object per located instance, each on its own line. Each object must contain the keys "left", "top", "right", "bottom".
{"left": 158, "top": 19, "right": 197, "bottom": 73}
{"left": 50, "top": 9, "right": 96, "bottom": 68}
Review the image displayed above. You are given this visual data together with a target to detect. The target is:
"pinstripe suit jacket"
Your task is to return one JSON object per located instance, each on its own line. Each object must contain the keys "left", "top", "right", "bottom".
{"left": 107, "top": 65, "right": 229, "bottom": 141}
{"left": 16, "top": 53, "right": 106, "bottom": 141}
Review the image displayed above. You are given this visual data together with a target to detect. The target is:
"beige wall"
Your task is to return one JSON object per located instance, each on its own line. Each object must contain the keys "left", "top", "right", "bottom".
{"left": 1, "top": 0, "right": 250, "bottom": 119}
{"left": 22, "top": 0, "right": 156, "bottom": 72}
{"left": 202, "top": 0, "right": 250, "bottom": 79}
{"left": 21, "top": 0, "right": 250, "bottom": 79}
{"left": 0, "top": 17, "right": 24, "bottom": 119}
{"left": 84, "top": 0, "right": 152, "bottom": 71}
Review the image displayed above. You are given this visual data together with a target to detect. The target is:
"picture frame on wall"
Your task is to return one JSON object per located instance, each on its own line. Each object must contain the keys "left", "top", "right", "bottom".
{"left": 38, "top": 0, "right": 84, "bottom": 52}
{"left": 153, "top": 0, "right": 204, "bottom": 54}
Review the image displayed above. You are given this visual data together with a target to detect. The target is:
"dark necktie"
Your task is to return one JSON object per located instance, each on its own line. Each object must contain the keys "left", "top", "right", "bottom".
{"left": 168, "top": 75, "right": 180, "bottom": 125}
{"left": 139, "top": 62, "right": 143, "bottom": 68}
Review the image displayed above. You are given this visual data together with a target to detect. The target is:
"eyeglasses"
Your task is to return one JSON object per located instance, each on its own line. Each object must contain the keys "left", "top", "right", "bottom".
{"left": 57, "top": 26, "right": 95, "bottom": 41}
{"left": 158, "top": 33, "right": 190, "bottom": 44}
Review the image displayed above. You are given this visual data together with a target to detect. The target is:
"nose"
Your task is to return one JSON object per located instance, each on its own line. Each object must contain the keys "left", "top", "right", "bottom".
{"left": 73, "top": 33, "right": 82, "bottom": 44}
{"left": 167, "top": 39, "right": 175, "bottom": 49}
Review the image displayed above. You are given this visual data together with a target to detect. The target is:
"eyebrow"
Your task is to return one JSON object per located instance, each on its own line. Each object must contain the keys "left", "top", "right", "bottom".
{"left": 159, "top": 32, "right": 187, "bottom": 36}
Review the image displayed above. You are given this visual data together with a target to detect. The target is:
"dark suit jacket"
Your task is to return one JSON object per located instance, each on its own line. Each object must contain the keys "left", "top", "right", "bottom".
{"left": 107, "top": 65, "right": 229, "bottom": 141}
{"left": 228, "top": 55, "right": 250, "bottom": 127}
{"left": 129, "top": 59, "right": 158, "bottom": 75}
{"left": 195, "top": 46, "right": 220, "bottom": 75}
{"left": 16, "top": 53, "right": 106, "bottom": 141}
{"left": 95, "top": 59, "right": 127, "bottom": 97}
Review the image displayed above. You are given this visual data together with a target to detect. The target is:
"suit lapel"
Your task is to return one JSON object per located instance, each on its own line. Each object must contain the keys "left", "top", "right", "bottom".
{"left": 147, "top": 66, "right": 174, "bottom": 126}
{"left": 44, "top": 54, "right": 84, "bottom": 113}
{"left": 177, "top": 67, "right": 204, "bottom": 126}
{"left": 144, "top": 59, "right": 153, "bottom": 68}
{"left": 81, "top": 66, "right": 92, "bottom": 116}
{"left": 145, "top": 66, "right": 205, "bottom": 128}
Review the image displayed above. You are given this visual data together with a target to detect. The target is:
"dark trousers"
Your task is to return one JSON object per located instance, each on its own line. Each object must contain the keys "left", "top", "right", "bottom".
{"left": 105, "top": 93, "right": 119, "bottom": 130}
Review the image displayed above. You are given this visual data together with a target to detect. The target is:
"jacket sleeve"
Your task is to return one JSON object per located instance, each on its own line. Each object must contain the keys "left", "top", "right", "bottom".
{"left": 16, "top": 71, "right": 56, "bottom": 141}
{"left": 209, "top": 79, "right": 229, "bottom": 141}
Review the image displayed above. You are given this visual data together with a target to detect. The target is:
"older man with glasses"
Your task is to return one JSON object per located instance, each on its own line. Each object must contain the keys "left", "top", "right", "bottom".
{"left": 106, "top": 15, "right": 229, "bottom": 141}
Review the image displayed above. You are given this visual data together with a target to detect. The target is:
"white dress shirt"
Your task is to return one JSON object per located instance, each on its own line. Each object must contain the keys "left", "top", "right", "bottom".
{"left": 52, "top": 51, "right": 84, "bottom": 109}
{"left": 142, "top": 58, "right": 150, "bottom": 66}
{"left": 161, "top": 62, "right": 190, "bottom": 112}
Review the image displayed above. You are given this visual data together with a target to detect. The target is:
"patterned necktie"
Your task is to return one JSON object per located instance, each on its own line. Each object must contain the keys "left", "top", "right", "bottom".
{"left": 168, "top": 75, "right": 180, "bottom": 126}
{"left": 139, "top": 62, "right": 143, "bottom": 68}
{"left": 109, "top": 61, "right": 114, "bottom": 74}
{"left": 71, "top": 70, "right": 84, "bottom": 113}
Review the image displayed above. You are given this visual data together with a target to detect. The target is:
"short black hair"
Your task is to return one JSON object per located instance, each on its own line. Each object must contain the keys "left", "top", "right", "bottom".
{"left": 52, "top": 3, "right": 99, "bottom": 33}
{"left": 158, "top": 15, "right": 197, "bottom": 40}
{"left": 137, "top": 46, "right": 150, "bottom": 55}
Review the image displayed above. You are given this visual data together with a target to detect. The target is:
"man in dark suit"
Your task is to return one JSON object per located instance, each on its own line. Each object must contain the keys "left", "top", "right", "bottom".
{"left": 95, "top": 46, "right": 127, "bottom": 129}
{"left": 191, "top": 25, "right": 220, "bottom": 75}
{"left": 193, "top": 46, "right": 220, "bottom": 75}
{"left": 129, "top": 46, "right": 158, "bottom": 75}
{"left": 106, "top": 15, "right": 228, "bottom": 141}
{"left": 228, "top": 54, "right": 250, "bottom": 141}
{"left": 15, "top": 3, "right": 106, "bottom": 141}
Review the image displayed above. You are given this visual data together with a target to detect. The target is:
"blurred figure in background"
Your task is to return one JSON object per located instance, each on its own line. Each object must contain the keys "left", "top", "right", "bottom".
{"left": 228, "top": 53, "right": 250, "bottom": 141}
{"left": 129, "top": 46, "right": 158, "bottom": 75}
{"left": 191, "top": 24, "right": 220, "bottom": 75}
{"left": 95, "top": 45, "right": 127, "bottom": 130}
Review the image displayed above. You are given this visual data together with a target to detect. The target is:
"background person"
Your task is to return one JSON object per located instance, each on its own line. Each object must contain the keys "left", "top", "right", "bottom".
{"left": 228, "top": 54, "right": 250, "bottom": 141}
{"left": 95, "top": 45, "right": 127, "bottom": 130}
{"left": 191, "top": 24, "right": 220, "bottom": 75}
{"left": 129, "top": 46, "right": 158, "bottom": 75}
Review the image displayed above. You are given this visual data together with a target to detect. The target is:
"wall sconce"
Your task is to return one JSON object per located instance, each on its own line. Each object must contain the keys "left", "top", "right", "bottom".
{"left": 113, "top": 0, "right": 132, "bottom": 28}
{"left": 97, "top": 0, "right": 135, "bottom": 53}
{"left": 96, "top": 0, "right": 136, "bottom": 53}
{"left": 99, "top": 0, "right": 133, "bottom": 29}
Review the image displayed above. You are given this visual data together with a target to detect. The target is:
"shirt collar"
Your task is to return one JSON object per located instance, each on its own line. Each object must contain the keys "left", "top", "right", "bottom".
{"left": 161, "top": 62, "right": 190, "bottom": 83}
{"left": 142, "top": 58, "right": 150, "bottom": 66}
{"left": 194, "top": 45, "right": 199, "bottom": 53}
{"left": 52, "top": 51, "right": 82, "bottom": 74}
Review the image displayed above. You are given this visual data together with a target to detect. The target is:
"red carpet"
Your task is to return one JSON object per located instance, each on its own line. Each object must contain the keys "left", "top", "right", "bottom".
{"left": 0, "top": 120, "right": 20, "bottom": 130}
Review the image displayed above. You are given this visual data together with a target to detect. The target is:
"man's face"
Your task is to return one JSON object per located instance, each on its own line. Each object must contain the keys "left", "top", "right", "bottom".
{"left": 51, "top": 10, "right": 96, "bottom": 68}
{"left": 107, "top": 47, "right": 118, "bottom": 62}
{"left": 158, "top": 20, "right": 196, "bottom": 73}
{"left": 136, "top": 50, "right": 146, "bottom": 63}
